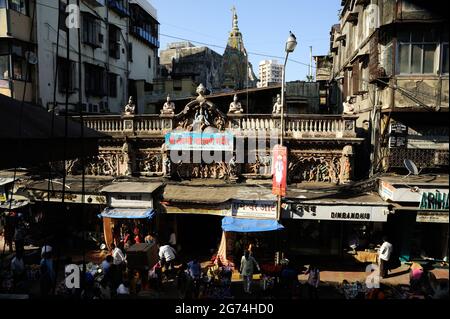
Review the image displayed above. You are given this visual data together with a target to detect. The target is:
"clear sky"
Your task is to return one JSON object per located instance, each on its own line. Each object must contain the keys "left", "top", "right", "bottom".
{"left": 151, "top": 0, "right": 341, "bottom": 82}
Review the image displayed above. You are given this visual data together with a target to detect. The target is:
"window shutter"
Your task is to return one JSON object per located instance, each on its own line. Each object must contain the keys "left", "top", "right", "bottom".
{"left": 352, "top": 61, "right": 360, "bottom": 94}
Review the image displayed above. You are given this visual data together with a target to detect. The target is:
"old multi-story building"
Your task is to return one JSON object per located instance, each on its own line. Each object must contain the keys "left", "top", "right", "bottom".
{"left": 0, "top": 0, "right": 37, "bottom": 103}
{"left": 1, "top": 0, "right": 159, "bottom": 114}
{"left": 258, "top": 60, "right": 283, "bottom": 88}
{"left": 326, "top": 0, "right": 449, "bottom": 262}
{"left": 144, "top": 42, "right": 224, "bottom": 113}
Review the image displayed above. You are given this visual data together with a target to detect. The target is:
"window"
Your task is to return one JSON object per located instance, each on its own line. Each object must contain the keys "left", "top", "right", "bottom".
{"left": 144, "top": 82, "right": 153, "bottom": 92}
{"left": 441, "top": 43, "right": 449, "bottom": 74}
{"left": 108, "top": 72, "right": 117, "bottom": 97}
{"left": 11, "top": 44, "right": 30, "bottom": 81}
{"left": 82, "top": 13, "right": 102, "bottom": 48}
{"left": 9, "top": 0, "right": 28, "bottom": 15}
{"left": 128, "top": 43, "right": 133, "bottom": 62}
{"left": 397, "top": 29, "right": 438, "bottom": 74}
{"left": 148, "top": 55, "right": 152, "bottom": 68}
{"left": 173, "top": 79, "right": 182, "bottom": 91}
{"left": 84, "top": 63, "right": 106, "bottom": 96}
{"left": 0, "top": 55, "right": 9, "bottom": 80}
{"left": 59, "top": 1, "right": 68, "bottom": 32}
{"left": 130, "top": 195, "right": 142, "bottom": 201}
{"left": 58, "top": 57, "right": 76, "bottom": 93}
{"left": 109, "top": 24, "right": 121, "bottom": 59}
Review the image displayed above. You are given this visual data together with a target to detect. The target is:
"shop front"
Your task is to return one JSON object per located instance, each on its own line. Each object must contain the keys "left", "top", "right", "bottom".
{"left": 281, "top": 191, "right": 390, "bottom": 262}
{"left": 379, "top": 176, "right": 449, "bottom": 262}
{"left": 99, "top": 182, "right": 163, "bottom": 249}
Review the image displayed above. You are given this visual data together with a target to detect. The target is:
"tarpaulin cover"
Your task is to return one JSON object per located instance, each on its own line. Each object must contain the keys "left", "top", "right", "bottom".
{"left": 221, "top": 217, "right": 284, "bottom": 232}
{"left": 100, "top": 208, "right": 155, "bottom": 219}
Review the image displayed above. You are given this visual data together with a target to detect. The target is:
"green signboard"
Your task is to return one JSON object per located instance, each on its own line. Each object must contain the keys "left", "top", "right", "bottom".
{"left": 419, "top": 191, "right": 449, "bottom": 210}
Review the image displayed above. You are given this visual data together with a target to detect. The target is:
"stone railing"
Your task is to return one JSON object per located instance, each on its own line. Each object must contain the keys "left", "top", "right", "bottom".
{"left": 76, "top": 114, "right": 358, "bottom": 139}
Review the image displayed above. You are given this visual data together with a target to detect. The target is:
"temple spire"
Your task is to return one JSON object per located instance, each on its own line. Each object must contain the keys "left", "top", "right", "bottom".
{"left": 231, "top": 6, "right": 239, "bottom": 31}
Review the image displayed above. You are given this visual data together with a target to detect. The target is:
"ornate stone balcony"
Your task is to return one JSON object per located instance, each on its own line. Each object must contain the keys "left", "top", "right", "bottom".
{"left": 78, "top": 113, "right": 358, "bottom": 141}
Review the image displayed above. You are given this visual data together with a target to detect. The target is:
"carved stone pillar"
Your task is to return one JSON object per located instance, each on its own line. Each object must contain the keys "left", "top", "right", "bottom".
{"left": 339, "top": 145, "right": 354, "bottom": 184}
{"left": 121, "top": 139, "right": 134, "bottom": 176}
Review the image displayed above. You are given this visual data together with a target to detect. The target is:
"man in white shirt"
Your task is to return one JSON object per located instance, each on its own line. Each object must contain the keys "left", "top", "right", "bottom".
{"left": 378, "top": 236, "right": 393, "bottom": 279}
{"left": 111, "top": 243, "right": 126, "bottom": 266}
{"left": 159, "top": 244, "right": 176, "bottom": 274}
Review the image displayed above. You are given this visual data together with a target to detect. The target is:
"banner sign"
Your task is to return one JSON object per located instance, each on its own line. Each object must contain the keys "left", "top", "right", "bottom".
{"left": 285, "top": 204, "right": 389, "bottom": 222}
{"left": 232, "top": 200, "right": 277, "bottom": 219}
{"left": 165, "top": 132, "right": 234, "bottom": 151}
{"left": 272, "top": 145, "right": 287, "bottom": 197}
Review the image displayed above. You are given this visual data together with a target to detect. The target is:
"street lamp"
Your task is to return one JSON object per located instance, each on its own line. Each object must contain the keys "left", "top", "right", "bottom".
{"left": 275, "top": 32, "right": 297, "bottom": 265}
{"left": 280, "top": 31, "right": 297, "bottom": 146}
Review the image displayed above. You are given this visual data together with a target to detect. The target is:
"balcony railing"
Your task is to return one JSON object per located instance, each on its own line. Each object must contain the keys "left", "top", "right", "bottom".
{"left": 76, "top": 114, "right": 358, "bottom": 140}
{"left": 108, "top": 0, "right": 129, "bottom": 17}
{"left": 130, "top": 25, "right": 159, "bottom": 48}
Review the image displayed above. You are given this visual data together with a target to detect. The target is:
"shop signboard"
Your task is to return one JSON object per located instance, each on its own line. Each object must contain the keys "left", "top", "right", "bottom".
{"left": 379, "top": 180, "right": 448, "bottom": 203}
{"left": 231, "top": 200, "right": 277, "bottom": 219}
{"left": 285, "top": 204, "right": 389, "bottom": 222}
{"left": 418, "top": 191, "right": 449, "bottom": 211}
{"left": 272, "top": 145, "right": 287, "bottom": 197}
{"left": 416, "top": 211, "right": 449, "bottom": 224}
{"left": 165, "top": 132, "right": 234, "bottom": 151}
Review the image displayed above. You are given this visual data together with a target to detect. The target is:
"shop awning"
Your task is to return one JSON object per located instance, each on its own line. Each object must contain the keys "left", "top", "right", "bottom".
{"left": 221, "top": 217, "right": 284, "bottom": 232}
{"left": 100, "top": 207, "right": 155, "bottom": 219}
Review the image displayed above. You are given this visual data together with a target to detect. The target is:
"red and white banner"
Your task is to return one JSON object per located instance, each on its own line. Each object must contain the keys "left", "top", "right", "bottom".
{"left": 272, "top": 145, "right": 287, "bottom": 197}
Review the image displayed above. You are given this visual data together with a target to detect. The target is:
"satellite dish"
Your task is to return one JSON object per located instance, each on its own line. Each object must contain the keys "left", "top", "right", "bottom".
{"left": 403, "top": 159, "right": 419, "bottom": 178}
{"left": 25, "top": 51, "right": 38, "bottom": 65}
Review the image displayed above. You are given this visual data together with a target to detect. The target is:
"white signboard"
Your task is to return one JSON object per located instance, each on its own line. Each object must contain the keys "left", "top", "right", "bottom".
{"left": 379, "top": 181, "right": 448, "bottom": 203}
{"left": 285, "top": 204, "right": 389, "bottom": 222}
{"left": 232, "top": 200, "right": 277, "bottom": 219}
{"left": 110, "top": 194, "right": 153, "bottom": 208}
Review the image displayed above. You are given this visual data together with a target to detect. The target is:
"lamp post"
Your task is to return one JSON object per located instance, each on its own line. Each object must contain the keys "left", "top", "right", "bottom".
{"left": 280, "top": 31, "right": 297, "bottom": 146}
{"left": 276, "top": 32, "right": 297, "bottom": 221}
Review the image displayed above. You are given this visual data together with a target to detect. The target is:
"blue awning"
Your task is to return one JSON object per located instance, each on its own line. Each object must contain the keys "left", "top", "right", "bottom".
{"left": 99, "top": 208, "right": 155, "bottom": 219}
{"left": 221, "top": 217, "right": 284, "bottom": 232}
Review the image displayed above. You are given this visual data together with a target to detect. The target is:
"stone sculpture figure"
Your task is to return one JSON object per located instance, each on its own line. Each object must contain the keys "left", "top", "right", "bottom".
{"left": 161, "top": 95, "right": 176, "bottom": 115}
{"left": 124, "top": 96, "right": 136, "bottom": 115}
{"left": 343, "top": 96, "right": 355, "bottom": 115}
{"left": 164, "top": 157, "right": 171, "bottom": 177}
{"left": 272, "top": 94, "right": 282, "bottom": 114}
{"left": 228, "top": 94, "right": 243, "bottom": 114}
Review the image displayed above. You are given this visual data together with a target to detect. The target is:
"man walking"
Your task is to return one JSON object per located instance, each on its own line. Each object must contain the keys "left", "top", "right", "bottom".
{"left": 240, "top": 250, "right": 260, "bottom": 294}
{"left": 378, "top": 236, "right": 393, "bottom": 279}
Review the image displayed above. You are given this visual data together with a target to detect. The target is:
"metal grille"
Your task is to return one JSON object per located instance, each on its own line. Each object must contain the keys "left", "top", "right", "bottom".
{"left": 388, "top": 148, "right": 449, "bottom": 168}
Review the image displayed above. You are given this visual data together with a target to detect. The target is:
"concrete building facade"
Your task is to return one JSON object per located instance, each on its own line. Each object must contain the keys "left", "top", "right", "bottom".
{"left": 32, "top": 0, "right": 159, "bottom": 113}
{"left": 258, "top": 59, "right": 283, "bottom": 88}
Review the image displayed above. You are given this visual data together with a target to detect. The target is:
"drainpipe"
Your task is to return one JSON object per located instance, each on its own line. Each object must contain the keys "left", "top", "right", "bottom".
{"left": 369, "top": 85, "right": 378, "bottom": 177}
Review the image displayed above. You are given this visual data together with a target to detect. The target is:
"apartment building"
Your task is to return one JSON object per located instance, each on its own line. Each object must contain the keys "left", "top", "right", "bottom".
{"left": 0, "top": 0, "right": 159, "bottom": 114}
{"left": 257, "top": 59, "right": 283, "bottom": 88}
{"left": 0, "top": 0, "right": 37, "bottom": 102}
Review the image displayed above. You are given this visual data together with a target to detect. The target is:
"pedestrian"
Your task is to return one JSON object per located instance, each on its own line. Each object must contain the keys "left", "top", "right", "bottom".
{"left": 10, "top": 250, "right": 26, "bottom": 291}
{"left": 40, "top": 251, "right": 55, "bottom": 297}
{"left": 176, "top": 263, "right": 189, "bottom": 299}
{"left": 240, "top": 250, "right": 260, "bottom": 294}
{"left": 111, "top": 243, "right": 126, "bottom": 267}
{"left": 145, "top": 232, "right": 155, "bottom": 244}
{"left": 148, "top": 261, "right": 162, "bottom": 291}
{"left": 187, "top": 258, "right": 202, "bottom": 280}
{"left": 168, "top": 228, "right": 178, "bottom": 252}
{"left": 378, "top": 236, "right": 393, "bottom": 278}
{"left": 305, "top": 264, "right": 320, "bottom": 299}
{"left": 13, "top": 219, "right": 26, "bottom": 254}
{"left": 101, "top": 255, "right": 113, "bottom": 275}
{"left": 158, "top": 243, "right": 176, "bottom": 277}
